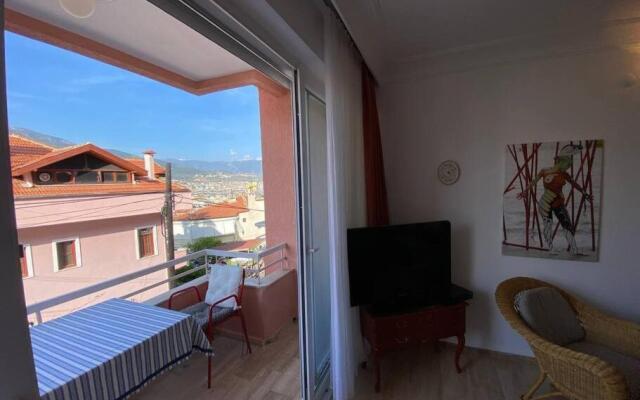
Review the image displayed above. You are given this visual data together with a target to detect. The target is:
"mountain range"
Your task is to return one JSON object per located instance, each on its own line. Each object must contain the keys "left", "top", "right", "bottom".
{"left": 9, "top": 127, "right": 262, "bottom": 177}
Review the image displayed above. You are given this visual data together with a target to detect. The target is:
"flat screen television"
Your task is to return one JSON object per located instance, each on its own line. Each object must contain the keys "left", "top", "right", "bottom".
{"left": 347, "top": 221, "right": 451, "bottom": 313}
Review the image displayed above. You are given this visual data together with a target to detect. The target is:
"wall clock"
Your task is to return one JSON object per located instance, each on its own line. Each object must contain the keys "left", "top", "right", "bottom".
{"left": 437, "top": 160, "right": 460, "bottom": 185}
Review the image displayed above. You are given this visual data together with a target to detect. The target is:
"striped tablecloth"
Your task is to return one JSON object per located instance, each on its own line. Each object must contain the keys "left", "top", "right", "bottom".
{"left": 30, "top": 298, "right": 212, "bottom": 400}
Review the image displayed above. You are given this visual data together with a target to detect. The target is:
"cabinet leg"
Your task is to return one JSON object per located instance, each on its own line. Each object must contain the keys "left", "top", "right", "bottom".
{"left": 374, "top": 353, "right": 381, "bottom": 393}
{"left": 455, "top": 334, "right": 465, "bottom": 373}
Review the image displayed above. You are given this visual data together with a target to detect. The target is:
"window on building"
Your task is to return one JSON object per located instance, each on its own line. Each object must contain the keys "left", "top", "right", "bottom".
{"left": 54, "top": 171, "right": 73, "bottom": 184}
{"left": 18, "top": 244, "right": 32, "bottom": 278}
{"left": 137, "top": 227, "right": 156, "bottom": 258}
{"left": 102, "top": 171, "right": 129, "bottom": 183}
{"left": 75, "top": 170, "right": 100, "bottom": 183}
{"left": 54, "top": 239, "right": 79, "bottom": 270}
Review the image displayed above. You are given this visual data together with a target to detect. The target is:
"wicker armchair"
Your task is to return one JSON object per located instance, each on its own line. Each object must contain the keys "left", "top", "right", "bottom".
{"left": 495, "top": 277, "right": 640, "bottom": 400}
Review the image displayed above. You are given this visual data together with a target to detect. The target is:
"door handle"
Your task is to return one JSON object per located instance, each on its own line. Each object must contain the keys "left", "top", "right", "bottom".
{"left": 308, "top": 247, "right": 319, "bottom": 254}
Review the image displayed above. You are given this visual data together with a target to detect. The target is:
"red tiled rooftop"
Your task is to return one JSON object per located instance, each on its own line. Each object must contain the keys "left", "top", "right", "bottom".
{"left": 8, "top": 133, "right": 188, "bottom": 199}
{"left": 9, "top": 134, "right": 54, "bottom": 169}
{"left": 126, "top": 159, "right": 166, "bottom": 175}
{"left": 174, "top": 196, "right": 248, "bottom": 221}
{"left": 213, "top": 239, "right": 265, "bottom": 252}
{"left": 12, "top": 179, "right": 189, "bottom": 199}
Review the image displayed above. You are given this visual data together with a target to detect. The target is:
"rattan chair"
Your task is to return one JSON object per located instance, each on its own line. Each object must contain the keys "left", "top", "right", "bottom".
{"left": 495, "top": 277, "right": 640, "bottom": 400}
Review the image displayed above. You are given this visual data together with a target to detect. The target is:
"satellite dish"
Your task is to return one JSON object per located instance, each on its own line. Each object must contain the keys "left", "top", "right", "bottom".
{"left": 58, "top": 0, "right": 96, "bottom": 19}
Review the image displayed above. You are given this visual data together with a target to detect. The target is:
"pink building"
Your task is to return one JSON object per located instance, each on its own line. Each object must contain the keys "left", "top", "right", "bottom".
{"left": 10, "top": 134, "right": 192, "bottom": 321}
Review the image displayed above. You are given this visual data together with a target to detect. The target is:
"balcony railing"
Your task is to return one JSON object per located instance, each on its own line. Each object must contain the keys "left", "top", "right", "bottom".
{"left": 26, "top": 243, "right": 288, "bottom": 324}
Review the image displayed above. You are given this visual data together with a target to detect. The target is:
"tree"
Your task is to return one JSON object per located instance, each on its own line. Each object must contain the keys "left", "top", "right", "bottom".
{"left": 187, "top": 236, "right": 222, "bottom": 253}
{"left": 175, "top": 236, "right": 222, "bottom": 285}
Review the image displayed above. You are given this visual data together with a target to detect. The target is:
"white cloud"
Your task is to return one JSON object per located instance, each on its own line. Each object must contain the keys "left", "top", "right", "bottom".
{"left": 229, "top": 149, "right": 238, "bottom": 156}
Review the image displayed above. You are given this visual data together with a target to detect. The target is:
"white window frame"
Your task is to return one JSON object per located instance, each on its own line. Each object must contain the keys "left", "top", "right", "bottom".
{"left": 134, "top": 225, "right": 159, "bottom": 259}
{"left": 52, "top": 237, "right": 82, "bottom": 272}
{"left": 20, "top": 244, "right": 34, "bottom": 279}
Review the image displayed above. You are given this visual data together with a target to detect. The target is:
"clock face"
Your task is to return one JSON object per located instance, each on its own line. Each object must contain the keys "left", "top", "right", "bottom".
{"left": 437, "top": 160, "right": 460, "bottom": 185}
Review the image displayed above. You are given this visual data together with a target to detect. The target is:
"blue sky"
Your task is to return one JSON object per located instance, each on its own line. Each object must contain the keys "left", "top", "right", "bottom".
{"left": 5, "top": 31, "right": 262, "bottom": 162}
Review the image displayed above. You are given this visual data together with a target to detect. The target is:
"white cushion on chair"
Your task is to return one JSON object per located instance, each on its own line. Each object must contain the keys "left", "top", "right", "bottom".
{"left": 205, "top": 264, "right": 242, "bottom": 308}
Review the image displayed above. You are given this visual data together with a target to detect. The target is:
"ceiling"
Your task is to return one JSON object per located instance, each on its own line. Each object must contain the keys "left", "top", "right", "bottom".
{"left": 5, "top": 0, "right": 253, "bottom": 81}
{"left": 333, "top": 0, "right": 640, "bottom": 78}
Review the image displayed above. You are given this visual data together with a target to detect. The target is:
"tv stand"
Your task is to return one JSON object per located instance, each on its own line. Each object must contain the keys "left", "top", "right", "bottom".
{"left": 360, "top": 300, "right": 468, "bottom": 392}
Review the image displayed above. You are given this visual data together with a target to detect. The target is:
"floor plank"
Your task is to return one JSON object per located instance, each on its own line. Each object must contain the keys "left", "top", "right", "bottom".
{"left": 353, "top": 343, "right": 565, "bottom": 400}
{"left": 133, "top": 321, "right": 301, "bottom": 400}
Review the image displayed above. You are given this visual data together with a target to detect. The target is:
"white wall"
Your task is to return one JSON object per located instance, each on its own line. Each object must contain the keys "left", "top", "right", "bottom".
{"left": 378, "top": 45, "right": 640, "bottom": 356}
{"left": 173, "top": 217, "right": 237, "bottom": 248}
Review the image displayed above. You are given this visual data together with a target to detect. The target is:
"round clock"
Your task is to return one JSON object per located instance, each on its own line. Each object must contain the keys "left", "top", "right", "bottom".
{"left": 437, "top": 160, "right": 460, "bottom": 185}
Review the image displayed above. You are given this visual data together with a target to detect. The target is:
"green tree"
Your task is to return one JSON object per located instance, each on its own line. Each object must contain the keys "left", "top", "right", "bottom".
{"left": 175, "top": 236, "right": 222, "bottom": 285}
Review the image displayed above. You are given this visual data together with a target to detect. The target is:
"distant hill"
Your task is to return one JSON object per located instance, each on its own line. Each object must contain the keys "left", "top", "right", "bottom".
{"left": 9, "top": 127, "right": 263, "bottom": 176}
{"left": 10, "top": 127, "right": 75, "bottom": 148}
{"left": 106, "top": 149, "right": 139, "bottom": 159}
{"left": 162, "top": 158, "right": 262, "bottom": 176}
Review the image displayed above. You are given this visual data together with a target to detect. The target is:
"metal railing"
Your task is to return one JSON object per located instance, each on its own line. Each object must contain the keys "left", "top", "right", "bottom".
{"left": 26, "top": 243, "right": 288, "bottom": 324}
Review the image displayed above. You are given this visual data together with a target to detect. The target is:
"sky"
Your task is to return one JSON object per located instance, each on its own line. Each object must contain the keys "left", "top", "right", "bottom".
{"left": 5, "top": 31, "right": 262, "bottom": 162}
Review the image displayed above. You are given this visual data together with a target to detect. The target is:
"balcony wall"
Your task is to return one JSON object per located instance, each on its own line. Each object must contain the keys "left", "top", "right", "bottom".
{"left": 258, "top": 87, "right": 297, "bottom": 270}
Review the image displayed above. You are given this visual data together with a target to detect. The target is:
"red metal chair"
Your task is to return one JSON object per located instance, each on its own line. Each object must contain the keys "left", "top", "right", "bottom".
{"left": 168, "top": 268, "right": 252, "bottom": 389}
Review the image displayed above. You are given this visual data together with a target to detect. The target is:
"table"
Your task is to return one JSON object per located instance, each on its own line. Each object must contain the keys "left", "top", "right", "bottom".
{"left": 30, "top": 298, "right": 212, "bottom": 400}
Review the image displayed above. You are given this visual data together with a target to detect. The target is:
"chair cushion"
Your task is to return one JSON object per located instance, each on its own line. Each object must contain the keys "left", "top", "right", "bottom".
{"left": 514, "top": 287, "right": 585, "bottom": 345}
{"left": 181, "top": 302, "right": 235, "bottom": 327}
{"left": 567, "top": 341, "right": 640, "bottom": 399}
{"left": 205, "top": 264, "right": 242, "bottom": 308}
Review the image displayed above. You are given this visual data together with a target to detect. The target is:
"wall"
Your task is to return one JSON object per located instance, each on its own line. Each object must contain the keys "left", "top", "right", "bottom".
{"left": 259, "top": 87, "right": 298, "bottom": 269}
{"left": 378, "top": 45, "right": 640, "bottom": 356}
{"left": 15, "top": 192, "right": 191, "bottom": 229}
{"left": 173, "top": 217, "right": 237, "bottom": 248}
{"left": 19, "top": 213, "right": 168, "bottom": 321}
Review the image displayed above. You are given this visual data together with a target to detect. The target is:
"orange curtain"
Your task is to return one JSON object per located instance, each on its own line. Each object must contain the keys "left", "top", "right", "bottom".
{"left": 362, "top": 63, "right": 390, "bottom": 227}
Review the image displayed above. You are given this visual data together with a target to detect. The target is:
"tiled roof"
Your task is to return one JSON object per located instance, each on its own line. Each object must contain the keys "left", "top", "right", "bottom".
{"left": 174, "top": 196, "right": 248, "bottom": 221}
{"left": 213, "top": 239, "right": 265, "bottom": 252}
{"left": 12, "top": 179, "right": 189, "bottom": 199}
{"left": 126, "top": 159, "right": 166, "bottom": 175}
{"left": 9, "top": 134, "right": 54, "bottom": 169}
{"left": 9, "top": 133, "right": 188, "bottom": 199}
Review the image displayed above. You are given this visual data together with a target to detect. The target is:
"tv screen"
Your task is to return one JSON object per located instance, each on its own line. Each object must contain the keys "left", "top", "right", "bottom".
{"left": 347, "top": 221, "right": 451, "bottom": 312}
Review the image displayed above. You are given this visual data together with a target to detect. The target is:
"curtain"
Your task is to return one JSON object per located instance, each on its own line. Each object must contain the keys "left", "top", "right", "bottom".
{"left": 362, "top": 64, "right": 390, "bottom": 227}
{"left": 325, "top": 9, "right": 366, "bottom": 400}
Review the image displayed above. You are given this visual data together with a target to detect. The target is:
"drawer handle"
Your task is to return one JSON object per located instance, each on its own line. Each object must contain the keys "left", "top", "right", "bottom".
{"left": 395, "top": 337, "right": 409, "bottom": 344}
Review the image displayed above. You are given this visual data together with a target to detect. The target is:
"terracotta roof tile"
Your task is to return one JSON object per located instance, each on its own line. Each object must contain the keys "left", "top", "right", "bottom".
{"left": 213, "top": 239, "right": 265, "bottom": 252}
{"left": 8, "top": 133, "right": 188, "bottom": 199}
{"left": 9, "top": 134, "right": 54, "bottom": 169}
{"left": 174, "top": 196, "right": 248, "bottom": 221}
{"left": 12, "top": 179, "right": 189, "bottom": 199}
{"left": 126, "top": 159, "right": 166, "bottom": 175}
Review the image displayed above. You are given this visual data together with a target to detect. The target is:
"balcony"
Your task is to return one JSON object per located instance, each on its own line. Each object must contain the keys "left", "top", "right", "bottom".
{"left": 25, "top": 244, "right": 300, "bottom": 399}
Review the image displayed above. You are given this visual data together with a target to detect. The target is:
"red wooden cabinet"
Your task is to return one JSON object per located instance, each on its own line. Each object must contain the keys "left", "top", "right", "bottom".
{"left": 360, "top": 302, "right": 467, "bottom": 392}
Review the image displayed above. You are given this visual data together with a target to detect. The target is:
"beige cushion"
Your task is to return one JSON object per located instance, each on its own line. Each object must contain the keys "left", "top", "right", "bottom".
{"left": 568, "top": 341, "right": 640, "bottom": 399}
{"left": 514, "top": 287, "right": 585, "bottom": 345}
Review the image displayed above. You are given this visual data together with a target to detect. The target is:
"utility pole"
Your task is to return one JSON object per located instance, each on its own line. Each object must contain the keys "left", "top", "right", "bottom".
{"left": 163, "top": 162, "right": 176, "bottom": 288}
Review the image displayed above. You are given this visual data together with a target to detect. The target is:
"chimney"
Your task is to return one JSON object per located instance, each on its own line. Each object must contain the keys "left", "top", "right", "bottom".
{"left": 143, "top": 149, "right": 156, "bottom": 179}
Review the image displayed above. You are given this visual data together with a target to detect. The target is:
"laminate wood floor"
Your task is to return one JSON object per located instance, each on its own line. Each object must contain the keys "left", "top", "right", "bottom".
{"left": 353, "top": 343, "right": 563, "bottom": 400}
{"left": 133, "top": 320, "right": 301, "bottom": 400}
{"left": 134, "top": 320, "right": 562, "bottom": 400}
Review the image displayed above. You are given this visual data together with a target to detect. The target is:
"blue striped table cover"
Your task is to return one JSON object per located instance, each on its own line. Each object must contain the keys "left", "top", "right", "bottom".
{"left": 30, "top": 298, "right": 213, "bottom": 400}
